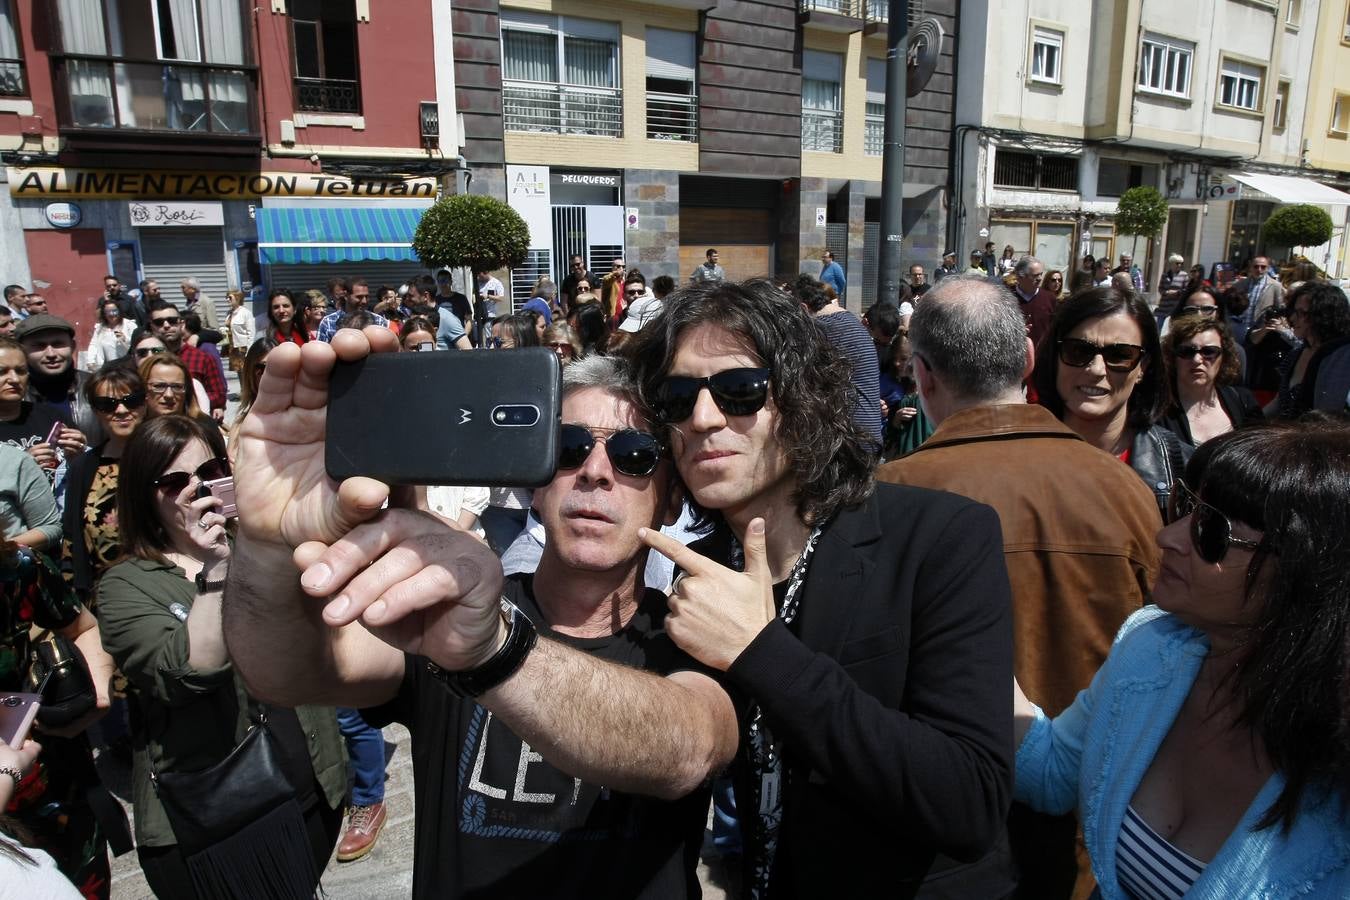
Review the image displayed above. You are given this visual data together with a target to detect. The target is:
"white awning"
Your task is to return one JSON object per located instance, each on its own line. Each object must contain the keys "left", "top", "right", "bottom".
{"left": 1229, "top": 172, "right": 1350, "bottom": 206}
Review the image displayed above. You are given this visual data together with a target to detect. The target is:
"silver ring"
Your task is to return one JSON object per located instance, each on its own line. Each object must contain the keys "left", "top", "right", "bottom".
{"left": 670, "top": 572, "right": 688, "bottom": 593}
{"left": 197, "top": 518, "right": 209, "bottom": 529}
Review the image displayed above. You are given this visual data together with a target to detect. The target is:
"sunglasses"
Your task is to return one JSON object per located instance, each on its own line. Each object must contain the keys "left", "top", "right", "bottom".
{"left": 1169, "top": 480, "right": 1262, "bottom": 562}
{"left": 558, "top": 424, "right": 663, "bottom": 477}
{"left": 1178, "top": 305, "right": 1218, "bottom": 317}
{"left": 151, "top": 317, "right": 181, "bottom": 327}
{"left": 1057, "top": 338, "right": 1146, "bottom": 372}
{"left": 155, "top": 457, "right": 230, "bottom": 493}
{"left": 91, "top": 390, "right": 146, "bottom": 413}
{"left": 135, "top": 347, "right": 167, "bottom": 358}
{"left": 1174, "top": 344, "right": 1222, "bottom": 363}
{"left": 546, "top": 341, "right": 575, "bottom": 355}
{"left": 654, "top": 367, "right": 772, "bottom": 423}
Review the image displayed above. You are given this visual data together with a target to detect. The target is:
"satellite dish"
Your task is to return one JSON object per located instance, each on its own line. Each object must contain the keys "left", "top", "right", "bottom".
{"left": 907, "top": 17, "right": 944, "bottom": 98}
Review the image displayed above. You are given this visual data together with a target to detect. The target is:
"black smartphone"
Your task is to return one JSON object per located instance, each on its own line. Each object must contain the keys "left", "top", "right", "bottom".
{"left": 326, "top": 348, "right": 561, "bottom": 487}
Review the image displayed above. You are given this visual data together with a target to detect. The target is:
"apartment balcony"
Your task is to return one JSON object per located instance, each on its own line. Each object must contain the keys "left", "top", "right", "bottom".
{"left": 646, "top": 91, "right": 698, "bottom": 142}
{"left": 54, "top": 56, "right": 258, "bottom": 139}
{"left": 295, "top": 77, "right": 361, "bottom": 115}
{"left": 802, "top": 108, "right": 843, "bottom": 153}
{"left": 799, "top": 0, "right": 864, "bottom": 33}
{"left": 504, "top": 82, "right": 622, "bottom": 138}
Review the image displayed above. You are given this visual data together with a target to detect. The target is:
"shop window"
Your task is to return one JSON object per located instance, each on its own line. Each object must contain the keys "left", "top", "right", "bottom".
{"left": 992, "top": 219, "right": 1074, "bottom": 273}
{"left": 51, "top": 0, "right": 255, "bottom": 134}
{"left": 1273, "top": 81, "right": 1290, "bottom": 131}
{"left": 645, "top": 28, "right": 696, "bottom": 142}
{"left": 1217, "top": 57, "right": 1263, "bottom": 112}
{"left": 291, "top": 0, "right": 360, "bottom": 114}
{"left": 0, "top": 0, "right": 26, "bottom": 96}
{"left": 1137, "top": 33, "right": 1192, "bottom": 99}
{"left": 802, "top": 50, "right": 843, "bottom": 153}
{"left": 1097, "top": 159, "right": 1158, "bottom": 198}
{"left": 1029, "top": 26, "right": 1063, "bottom": 86}
{"left": 994, "top": 149, "right": 1079, "bottom": 192}
{"left": 502, "top": 12, "right": 621, "bottom": 138}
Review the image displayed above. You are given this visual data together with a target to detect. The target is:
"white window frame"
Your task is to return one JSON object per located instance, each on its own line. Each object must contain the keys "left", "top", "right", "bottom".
{"left": 1332, "top": 92, "right": 1350, "bottom": 136}
{"left": 1137, "top": 33, "right": 1193, "bottom": 99}
{"left": 1285, "top": 0, "right": 1301, "bottom": 27}
{"left": 1217, "top": 57, "right": 1263, "bottom": 112}
{"left": 1029, "top": 26, "right": 1063, "bottom": 85}
{"left": 500, "top": 14, "right": 620, "bottom": 90}
{"left": 1344, "top": 1, "right": 1350, "bottom": 42}
{"left": 1273, "top": 79, "right": 1289, "bottom": 131}
{"left": 801, "top": 49, "right": 843, "bottom": 154}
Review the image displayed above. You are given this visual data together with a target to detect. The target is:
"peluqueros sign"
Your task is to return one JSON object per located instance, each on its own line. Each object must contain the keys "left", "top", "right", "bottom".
{"left": 7, "top": 167, "right": 438, "bottom": 200}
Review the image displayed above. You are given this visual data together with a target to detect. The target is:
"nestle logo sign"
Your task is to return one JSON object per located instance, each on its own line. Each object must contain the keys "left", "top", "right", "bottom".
{"left": 44, "top": 202, "right": 81, "bottom": 228}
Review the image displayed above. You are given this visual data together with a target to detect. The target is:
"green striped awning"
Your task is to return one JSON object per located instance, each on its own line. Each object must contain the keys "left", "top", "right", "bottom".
{"left": 257, "top": 206, "right": 424, "bottom": 264}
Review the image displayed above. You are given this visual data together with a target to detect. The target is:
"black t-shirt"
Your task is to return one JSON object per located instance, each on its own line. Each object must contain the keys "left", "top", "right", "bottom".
{"left": 0, "top": 401, "right": 66, "bottom": 452}
{"left": 438, "top": 291, "right": 473, "bottom": 326}
{"left": 364, "top": 575, "right": 711, "bottom": 900}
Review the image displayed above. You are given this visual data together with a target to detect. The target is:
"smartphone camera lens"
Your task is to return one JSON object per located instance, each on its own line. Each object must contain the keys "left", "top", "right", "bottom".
{"left": 2, "top": 696, "right": 20, "bottom": 707}
{"left": 491, "top": 405, "right": 540, "bottom": 427}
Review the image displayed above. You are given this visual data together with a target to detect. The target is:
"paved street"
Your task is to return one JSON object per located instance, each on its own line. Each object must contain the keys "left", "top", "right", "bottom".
{"left": 106, "top": 722, "right": 737, "bottom": 899}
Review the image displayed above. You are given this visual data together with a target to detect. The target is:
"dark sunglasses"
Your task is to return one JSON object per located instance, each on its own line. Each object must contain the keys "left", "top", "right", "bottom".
{"left": 558, "top": 424, "right": 663, "bottom": 478}
{"left": 1174, "top": 344, "right": 1222, "bottom": 363}
{"left": 151, "top": 317, "right": 181, "bottom": 327}
{"left": 1057, "top": 338, "right": 1146, "bottom": 372}
{"left": 155, "top": 457, "right": 230, "bottom": 493}
{"left": 1178, "top": 305, "right": 1218, "bottom": 317}
{"left": 135, "top": 347, "right": 166, "bottom": 358}
{"left": 1169, "top": 480, "right": 1262, "bottom": 563}
{"left": 653, "top": 367, "right": 772, "bottom": 423}
{"left": 91, "top": 390, "right": 146, "bottom": 413}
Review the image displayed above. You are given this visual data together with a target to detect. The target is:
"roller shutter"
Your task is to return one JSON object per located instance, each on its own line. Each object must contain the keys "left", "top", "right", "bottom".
{"left": 139, "top": 229, "right": 231, "bottom": 326}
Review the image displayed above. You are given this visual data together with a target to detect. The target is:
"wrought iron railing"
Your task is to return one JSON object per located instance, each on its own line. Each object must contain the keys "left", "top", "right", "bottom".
{"left": 800, "top": 0, "right": 864, "bottom": 16}
{"left": 294, "top": 76, "right": 361, "bottom": 114}
{"left": 802, "top": 108, "right": 843, "bottom": 153}
{"left": 503, "top": 82, "right": 622, "bottom": 138}
{"left": 646, "top": 91, "right": 697, "bottom": 142}
{"left": 55, "top": 57, "right": 257, "bottom": 134}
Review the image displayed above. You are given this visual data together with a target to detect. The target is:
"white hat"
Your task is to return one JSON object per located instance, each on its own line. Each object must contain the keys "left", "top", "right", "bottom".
{"left": 618, "top": 296, "right": 663, "bottom": 333}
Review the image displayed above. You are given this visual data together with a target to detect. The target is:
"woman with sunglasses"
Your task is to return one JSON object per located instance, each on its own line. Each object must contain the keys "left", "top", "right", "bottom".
{"left": 1034, "top": 285, "right": 1188, "bottom": 521}
{"left": 85, "top": 300, "right": 137, "bottom": 371}
{"left": 267, "top": 289, "right": 307, "bottom": 347}
{"left": 1043, "top": 270, "right": 1067, "bottom": 301}
{"left": 1013, "top": 421, "right": 1350, "bottom": 899}
{"left": 542, "top": 323, "right": 581, "bottom": 365}
{"left": 1160, "top": 316, "right": 1262, "bottom": 446}
{"left": 63, "top": 367, "right": 147, "bottom": 602}
{"left": 96, "top": 416, "right": 345, "bottom": 898}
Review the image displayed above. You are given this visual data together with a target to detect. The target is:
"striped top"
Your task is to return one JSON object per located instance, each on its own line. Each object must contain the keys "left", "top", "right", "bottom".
{"left": 1117, "top": 805, "right": 1207, "bottom": 900}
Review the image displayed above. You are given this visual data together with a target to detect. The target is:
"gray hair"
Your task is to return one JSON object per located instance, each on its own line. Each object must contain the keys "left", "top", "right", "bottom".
{"left": 180, "top": 277, "right": 199, "bottom": 289}
{"left": 537, "top": 280, "right": 557, "bottom": 299}
{"left": 1013, "top": 255, "right": 1043, "bottom": 278}
{"left": 910, "top": 275, "right": 1028, "bottom": 402}
{"left": 562, "top": 353, "right": 641, "bottom": 408}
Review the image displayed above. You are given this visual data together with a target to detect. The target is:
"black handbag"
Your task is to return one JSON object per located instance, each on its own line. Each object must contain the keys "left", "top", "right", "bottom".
{"left": 24, "top": 630, "right": 96, "bottom": 728}
{"left": 151, "top": 707, "right": 319, "bottom": 900}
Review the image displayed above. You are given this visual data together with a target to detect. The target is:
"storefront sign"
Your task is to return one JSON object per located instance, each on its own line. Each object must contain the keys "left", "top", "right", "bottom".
{"left": 43, "top": 202, "right": 81, "bottom": 228}
{"left": 8, "top": 167, "right": 438, "bottom": 200}
{"left": 1208, "top": 181, "right": 1242, "bottom": 201}
{"left": 553, "top": 173, "right": 619, "bottom": 187}
{"left": 506, "top": 165, "right": 552, "bottom": 250}
{"left": 129, "top": 201, "right": 225, "bottom": 227}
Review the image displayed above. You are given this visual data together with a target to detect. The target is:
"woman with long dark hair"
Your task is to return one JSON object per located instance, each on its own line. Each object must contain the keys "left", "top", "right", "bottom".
{"left": 267, "top": 289, "right": 307, "bottom": 346}
{"left": 1269, "top": 282, "right": 1350, "bottom": 418}
{"left": 1014, "top": 421, "right": 1350, "bottom": 898}
{"left": 97, "top": 416, "right": 344, "bottom": 898}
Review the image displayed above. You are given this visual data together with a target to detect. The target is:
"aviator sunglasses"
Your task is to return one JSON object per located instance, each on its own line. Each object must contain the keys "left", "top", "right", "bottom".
{"left": 1168, "top": 479, "right": 1262, "bottom": 563}
{"left": 90, "top": 390, "right": 146, "bottom": 413}
{"left": 558, "top": 424, "right": 664, "bottom": 478}
{"left": 154, "top": 457, "right": 231, "bottom": 493}
{"left": 1057, "top": 338, "right": 1146, "bottom": 372}
{"left": 653, "top": 367, "right": 772, "bottom": 423}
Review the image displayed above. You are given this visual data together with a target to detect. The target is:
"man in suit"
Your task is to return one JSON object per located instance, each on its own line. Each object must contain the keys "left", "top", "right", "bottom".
{"left": 1229, "top": 256, "right": 1284, "bottom": 343}
{"left": 630, "top": 279, "right": 1013, "bottom": 899}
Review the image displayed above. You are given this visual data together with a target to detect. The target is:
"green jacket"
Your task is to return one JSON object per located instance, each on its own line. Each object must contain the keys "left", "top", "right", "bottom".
{"left": 97, "top": 557, "right": 346, "bottom": 847}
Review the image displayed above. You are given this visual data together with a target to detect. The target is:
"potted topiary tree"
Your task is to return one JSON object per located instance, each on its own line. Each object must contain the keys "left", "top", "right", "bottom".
{"left": 412, "top": 193, "right": 531, "bottom": 280}
{"left": 1261, "top": 204, "right": 1334, "bottom": 256}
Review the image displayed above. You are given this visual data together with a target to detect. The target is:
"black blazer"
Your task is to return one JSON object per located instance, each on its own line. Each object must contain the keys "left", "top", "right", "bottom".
{"left": 1160, "top": 384, "right": 1264, "bottom": 446}
{"left": 717, "top": 483, "right": 1014, "bottom": 898}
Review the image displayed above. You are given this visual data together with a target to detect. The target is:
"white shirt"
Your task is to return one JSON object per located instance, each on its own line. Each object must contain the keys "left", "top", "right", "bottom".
{"left": 476, "top": 276, "right": 506, "bottom": 318}
{"left": 0, "top": 833, "right": 83, "bottom": 899}
{"left": 227, "top": 305, "right": 256, "bottom": 352}
{"left": 84, "top": 320, "right": 137, "bottom": 370}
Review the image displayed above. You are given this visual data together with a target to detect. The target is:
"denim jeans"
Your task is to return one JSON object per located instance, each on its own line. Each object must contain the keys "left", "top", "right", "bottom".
{"left": 336, "top": 707, "right": 385, "bottom": 807}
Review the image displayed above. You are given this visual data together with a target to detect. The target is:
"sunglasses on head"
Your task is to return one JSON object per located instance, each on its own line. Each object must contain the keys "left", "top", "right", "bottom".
{"left": 654, "top": 367, "right": 772, "bottom": 423}
{"left": 1174, "top": 344, "right": 1222, "bottom": 363}
{"left": 91, "top": 390, "right": 146, "bottom": 413}
{"left": 1057, "top": 338, "right": 1146, "bottom": 372}
{"left": 558, "top": 424, "right": 663, "bottom": 477}
{"left": 1178, "top": 305, "right": 1218, "bottom": 317}
{"left": 152, "top": 317, "right": 181, "bottom": 327}
{"left": 154, "top": 457, "right": 230, "bottom": 493}
{"left": 1169, "top": 480, "right": 1262, "bottom": 563}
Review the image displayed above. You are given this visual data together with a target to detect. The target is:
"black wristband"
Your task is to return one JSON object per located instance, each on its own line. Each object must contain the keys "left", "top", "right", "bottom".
{"left": 425, "top": 598, "right": 537, "bottom": 698}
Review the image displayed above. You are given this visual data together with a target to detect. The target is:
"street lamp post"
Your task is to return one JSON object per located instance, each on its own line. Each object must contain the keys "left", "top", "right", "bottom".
{"left": 876, "top": 0, "right": 910, "bottom": 306}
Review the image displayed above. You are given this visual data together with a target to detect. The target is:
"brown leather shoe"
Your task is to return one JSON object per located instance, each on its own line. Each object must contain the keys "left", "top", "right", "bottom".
{"left": 336, "top": 801, "right": 387, "bottom": 862}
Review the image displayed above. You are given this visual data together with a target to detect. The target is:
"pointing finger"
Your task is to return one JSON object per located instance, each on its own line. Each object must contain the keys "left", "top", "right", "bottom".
{"left": 639, "top": 527, "right": 720, "bottom": 578}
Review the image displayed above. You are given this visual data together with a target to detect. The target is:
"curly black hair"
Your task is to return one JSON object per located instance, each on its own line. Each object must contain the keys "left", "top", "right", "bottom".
{"left": 628, "top": 278, "right": 875, "bottom": 527}
{"left": 1289, "top": 281, "right": 1350, "bottom": 345}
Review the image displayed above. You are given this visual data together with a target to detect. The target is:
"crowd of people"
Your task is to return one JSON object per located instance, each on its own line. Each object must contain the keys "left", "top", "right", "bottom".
{"left": 0, "top": 246, "right": 1345, "bottom": 900}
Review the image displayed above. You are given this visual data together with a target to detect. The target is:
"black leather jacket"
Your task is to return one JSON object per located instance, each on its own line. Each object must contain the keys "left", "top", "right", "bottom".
{"left": 1129, "top": 424, "right": 1193, "bottom": 522}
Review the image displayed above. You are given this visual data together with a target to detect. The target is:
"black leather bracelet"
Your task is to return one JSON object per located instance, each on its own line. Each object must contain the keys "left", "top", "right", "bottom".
{"left": 195, "top": 572, "right": 227, "bottom": 593}
{"left": 425, "top": 598, "right": 537, "bottom": 698}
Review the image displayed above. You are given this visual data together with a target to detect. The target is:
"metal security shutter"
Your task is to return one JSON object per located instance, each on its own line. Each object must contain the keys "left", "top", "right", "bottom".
{"left": 266, "top": 261, "right": 436, "bottom": 296}
{"left": 862, "top": 222, "right": 879, "bottom": 307}
{"left": 139, "top": 229, "right": 231, "bottom": 325}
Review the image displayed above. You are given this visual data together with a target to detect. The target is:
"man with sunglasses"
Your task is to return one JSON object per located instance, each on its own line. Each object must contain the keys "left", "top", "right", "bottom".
{"left": 560, "top": 255, "right": 597, "bottom": 308}
{"left": 148, "top": 303, "right": 226, "bottom": 419}
{"left": 1229, "top": 257, "right": 1284, "bottom": 343}
{"left": 877, "top": 276, "right": 1161, "bottom": 899}
{"left": 223, "top": 339, "right": 738, "bottom": 899}
{"left": 627, "top": 280, "right": 1014, "bottom": 899}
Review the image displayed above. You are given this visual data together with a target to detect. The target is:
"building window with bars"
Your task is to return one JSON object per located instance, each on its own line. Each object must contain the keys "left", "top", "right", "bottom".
{"left": 1217, "top": 57, "right": 1263, "bottom": 112}
{"left": 993, "top": 148, "right": 1079, "bottom": 192}
{"left": 502, "top": 12, "right": 621, "bottom": 138}
{"left": 1029, "top": 26, "right": 1063, "bottom": 85}
{"left": 802, "top": 49, "right": 843, "bottom": 153}
{"left": 864, "top": 57, "right": 884, "bottom": 156}
{"left": 646, "top": 28, "right": 696, "bottom": 142}
{"left": 0, "top": 0, "right": 25, "bottom": 96}
{"left": 1137, "top": 34, "right": 1192, "bottom": 99}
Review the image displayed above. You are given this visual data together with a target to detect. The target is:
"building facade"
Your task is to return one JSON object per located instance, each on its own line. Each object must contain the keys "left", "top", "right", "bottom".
{"left": 0, "top": 0, "right": 458, "bottom": 344}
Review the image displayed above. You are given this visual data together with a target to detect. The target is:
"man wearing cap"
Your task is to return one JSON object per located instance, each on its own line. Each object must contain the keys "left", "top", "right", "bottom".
{"left": 935, "top": 252, "right": 959, "bottom": 282}
{"left": 965, "top": 249, "right": 989, "bottom": 277}
{"left": 16, "top": 314, "right": 96, "bottom": 441}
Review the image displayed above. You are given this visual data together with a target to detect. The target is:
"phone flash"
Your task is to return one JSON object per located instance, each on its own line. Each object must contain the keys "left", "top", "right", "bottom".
{"left": 495, "top": 410, "right": 506, "bottom": 422}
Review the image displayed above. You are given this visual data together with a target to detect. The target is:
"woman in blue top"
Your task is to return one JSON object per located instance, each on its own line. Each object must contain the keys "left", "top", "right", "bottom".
{"left": 1014, "top": 420, "right": 1349, "bottom": 900}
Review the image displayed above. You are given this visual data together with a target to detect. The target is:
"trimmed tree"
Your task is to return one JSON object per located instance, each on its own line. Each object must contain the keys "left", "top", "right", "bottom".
{"left": 1261, "top": 204, "right": 1334, "bottom": 251}
{"left": 412, "top": 194, "right": 530, "bottom": 273}
{"left": 1114, "top": 186, "right": 1169, "bottom": 239}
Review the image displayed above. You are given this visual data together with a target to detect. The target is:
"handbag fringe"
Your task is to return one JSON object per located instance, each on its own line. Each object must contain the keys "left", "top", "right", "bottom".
{"left": 184, "top": 800, "right": 319, "bottom": 900}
